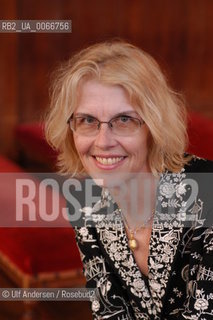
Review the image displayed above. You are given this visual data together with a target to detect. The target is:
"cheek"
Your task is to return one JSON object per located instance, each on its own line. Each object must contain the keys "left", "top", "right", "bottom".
{"left": 123, "top": 134, "right": 149, "bottom": 155}
{"left": 73, "top": 135, "right": 91, "bottom": 156}
{"left": 73, "top": 135, "right": 83, "bottom": 157}
{"left": 137, "top": 129, "right": 150, "bottom": 151}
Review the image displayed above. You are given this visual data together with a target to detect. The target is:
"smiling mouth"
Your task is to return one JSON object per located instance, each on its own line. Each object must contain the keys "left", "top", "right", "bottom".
{"left": 94, "top": 156, "right": 125, "bottom": 165}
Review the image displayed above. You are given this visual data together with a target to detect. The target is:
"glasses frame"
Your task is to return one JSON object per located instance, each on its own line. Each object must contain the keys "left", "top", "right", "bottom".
{"left": 67, "top": 114, "right": 145, "bottom": 136}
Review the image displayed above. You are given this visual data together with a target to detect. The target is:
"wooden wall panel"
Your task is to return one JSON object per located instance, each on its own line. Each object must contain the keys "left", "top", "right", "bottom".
{"left": 0, "top": 0, "right": 213, "bottom": 156}
{"left": 0, "top": 0, "right": 18, "bottom": 157}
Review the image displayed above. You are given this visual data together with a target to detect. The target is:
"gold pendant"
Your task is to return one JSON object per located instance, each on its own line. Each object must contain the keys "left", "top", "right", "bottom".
{"left": 128, "top": 233, "right": 138, "bottom": 251}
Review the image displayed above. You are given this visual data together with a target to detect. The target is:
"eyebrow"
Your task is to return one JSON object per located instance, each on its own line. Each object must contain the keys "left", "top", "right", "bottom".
{"left": 74, "top": 111, "right": 139, "bottom": 118}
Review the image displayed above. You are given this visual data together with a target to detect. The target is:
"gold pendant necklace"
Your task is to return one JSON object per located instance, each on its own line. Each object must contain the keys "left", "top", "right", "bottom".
{"left": 121, "top": 211, "right": 154, "bottom": 251}
{"left": 129, "top": 231, "right": 138, "bottom": 251}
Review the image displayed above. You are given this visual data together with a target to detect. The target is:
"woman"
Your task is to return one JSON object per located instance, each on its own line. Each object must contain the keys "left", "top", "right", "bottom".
{"left": 45, "top": 41, "right": 213, "bottom": 319}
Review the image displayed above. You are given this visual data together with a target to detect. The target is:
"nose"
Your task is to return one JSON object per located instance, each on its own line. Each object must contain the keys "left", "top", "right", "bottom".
{"left": 94, "top": 123, "right": 117, "bottom": 149}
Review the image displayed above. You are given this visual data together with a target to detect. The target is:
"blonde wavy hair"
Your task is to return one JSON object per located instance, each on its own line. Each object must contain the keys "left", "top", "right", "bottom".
{"left": 45, "top": 40, "right": 191, "bottom": 176}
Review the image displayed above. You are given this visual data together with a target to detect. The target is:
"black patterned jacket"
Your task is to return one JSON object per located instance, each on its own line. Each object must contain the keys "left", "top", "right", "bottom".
{"left": 70, "top": 156, "right": 213, "bottom": 320}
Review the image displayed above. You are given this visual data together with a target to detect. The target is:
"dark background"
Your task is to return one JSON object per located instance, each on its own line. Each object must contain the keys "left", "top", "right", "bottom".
{"left": 1, "top": 0, "right": 213, "bottom": 159}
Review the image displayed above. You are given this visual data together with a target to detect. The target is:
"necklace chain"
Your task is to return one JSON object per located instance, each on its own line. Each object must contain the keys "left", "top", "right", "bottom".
{"left": 120, "top": 209, "right": 155, "bottom": 251}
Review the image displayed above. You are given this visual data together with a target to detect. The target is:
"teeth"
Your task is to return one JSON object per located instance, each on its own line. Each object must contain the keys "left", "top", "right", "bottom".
{"left": 95, "top": 157, "right": 124, "bottom": 165}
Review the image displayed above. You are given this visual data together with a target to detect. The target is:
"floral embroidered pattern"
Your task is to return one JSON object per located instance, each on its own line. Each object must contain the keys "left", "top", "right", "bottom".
{"left": 71, "top": 156, "right": 213, "bottom": 319}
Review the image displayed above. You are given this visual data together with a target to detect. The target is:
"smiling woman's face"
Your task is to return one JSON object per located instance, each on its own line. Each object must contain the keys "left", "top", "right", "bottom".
{"left": 72, "top": 79, "right": 151, "bottom": 186}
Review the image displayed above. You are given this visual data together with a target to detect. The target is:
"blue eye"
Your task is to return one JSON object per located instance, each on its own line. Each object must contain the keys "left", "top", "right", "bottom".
{"left": 85, "top": 116, "right": 95, "bottom": 123}
{"left": 119, "top": 115, "right": 131, "bottom": 122}
{"left": 79, "top": 116, "right": 96, "bottom": 124}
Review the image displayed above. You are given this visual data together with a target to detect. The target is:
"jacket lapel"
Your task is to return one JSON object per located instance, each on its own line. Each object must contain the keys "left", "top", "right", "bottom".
{"left": 96, "top": 206, "right": 157, "bottom": 318}
{"left": 94, "top": 168, "right": 187, "bottom": 317}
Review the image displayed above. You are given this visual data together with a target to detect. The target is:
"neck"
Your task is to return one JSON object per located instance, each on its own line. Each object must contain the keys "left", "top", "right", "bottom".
{"left": 109, "top": 173, "right": 159, "bottom": 229}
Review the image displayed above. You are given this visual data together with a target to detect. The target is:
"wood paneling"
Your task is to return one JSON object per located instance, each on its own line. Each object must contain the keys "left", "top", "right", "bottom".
{"left": 0, "top": 0, "right": 18, "bottom": 157}
{"left": 1, "top": 0, "right": 213, "bottom": 157}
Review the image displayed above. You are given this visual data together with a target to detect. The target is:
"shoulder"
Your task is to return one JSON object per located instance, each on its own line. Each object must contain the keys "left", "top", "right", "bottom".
{"left": 183, "top": 154, "right": 213, "bottom": 173}
{"left": 183, "top": 154, "right": 213, "bottom": 226}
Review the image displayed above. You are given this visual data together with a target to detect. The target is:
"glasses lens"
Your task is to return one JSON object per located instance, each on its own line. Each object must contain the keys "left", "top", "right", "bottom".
{"left": 111, "top": 116, "right": 141, "bottom": 136}
{"left": 73, "top": 116, "right": 99, "bottom": 135}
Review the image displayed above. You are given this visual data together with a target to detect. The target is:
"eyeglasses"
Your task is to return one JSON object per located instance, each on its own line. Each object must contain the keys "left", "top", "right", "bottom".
{"left": 67, "top": 114, "right": 145, "bottom": 136}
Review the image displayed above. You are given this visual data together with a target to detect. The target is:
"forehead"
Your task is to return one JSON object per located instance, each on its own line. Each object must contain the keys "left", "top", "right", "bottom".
{"left": 75, "top": 79, "right": 137, "bottom": 118}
